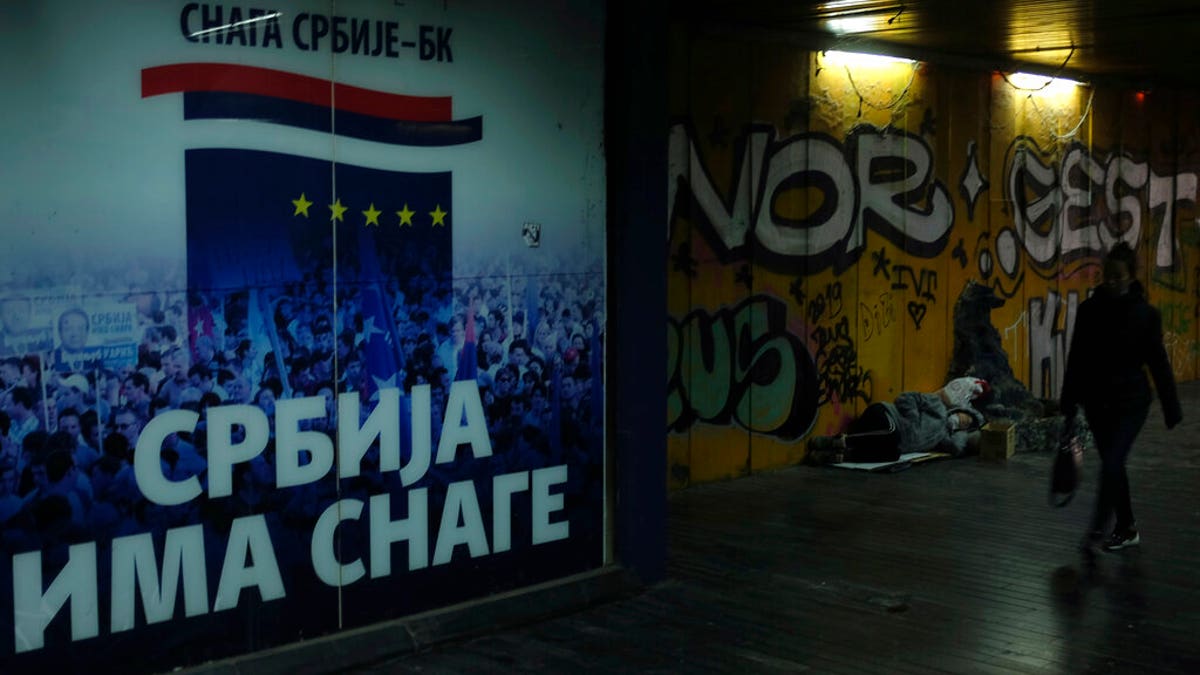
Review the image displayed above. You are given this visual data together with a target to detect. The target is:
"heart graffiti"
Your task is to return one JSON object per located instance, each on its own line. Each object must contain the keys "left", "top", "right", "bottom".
{"left": 907, "top": 301, "right": 927, "bottom": 329}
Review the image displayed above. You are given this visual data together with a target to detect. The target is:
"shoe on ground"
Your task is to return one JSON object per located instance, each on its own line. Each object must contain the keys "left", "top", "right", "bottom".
{"left": 808, "top": 435, "right": 837, "bottom": 452}
{"left": 1102, "top": 528, "right": 1140, "bottom": 552}
{"left": 805, "top": 436, "right": 843, "bottom": 465}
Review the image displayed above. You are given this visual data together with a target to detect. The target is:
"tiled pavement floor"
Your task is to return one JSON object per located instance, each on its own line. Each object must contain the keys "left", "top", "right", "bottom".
{"left": 353, "top": 383, "right": 1200, "bottom": 674}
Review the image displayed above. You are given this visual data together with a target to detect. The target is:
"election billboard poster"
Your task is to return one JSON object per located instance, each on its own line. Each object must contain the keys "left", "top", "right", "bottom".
{"left": 0, "top": 1, "right": 607, "bottom": 671}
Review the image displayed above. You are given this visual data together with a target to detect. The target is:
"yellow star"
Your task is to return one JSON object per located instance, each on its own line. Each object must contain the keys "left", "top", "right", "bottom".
{"left": 430, "top": 204, "right": 448, "bottom": 227}
{"left": 363, "top": 203, "right": 382, "bottom": 227}
{"left": 329, "top": 198, "right": 347, "bottom": 223}
{"left": 292, "top": 193, "right": 313, "bottom": 217}
{"left": 396, "top": 204, "right": 415, "bottom": 227}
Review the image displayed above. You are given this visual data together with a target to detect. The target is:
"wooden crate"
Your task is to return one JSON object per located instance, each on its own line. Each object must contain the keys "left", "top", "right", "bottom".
{"left": 980, "top": 421, "right": 1016, "bottom": 460}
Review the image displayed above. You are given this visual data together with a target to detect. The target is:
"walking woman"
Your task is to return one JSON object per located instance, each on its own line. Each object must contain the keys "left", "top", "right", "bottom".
{"left": 1060, "top": 242, "right": 1182, "bottom": 552}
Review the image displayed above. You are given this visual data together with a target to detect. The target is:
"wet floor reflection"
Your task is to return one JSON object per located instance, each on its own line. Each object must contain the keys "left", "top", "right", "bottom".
{"left": 1051, "top": 548, "right": 1157, "bottom": 674}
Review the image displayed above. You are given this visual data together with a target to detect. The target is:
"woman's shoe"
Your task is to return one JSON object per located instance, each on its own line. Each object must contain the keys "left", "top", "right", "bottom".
{"left": 1101, "top": 528, "right": 1140, "bottom": 552}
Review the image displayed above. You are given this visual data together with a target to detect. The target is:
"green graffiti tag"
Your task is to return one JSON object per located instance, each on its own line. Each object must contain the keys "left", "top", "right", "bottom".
{"left": 667, "top": 295, "right": 819, "bottom": 439}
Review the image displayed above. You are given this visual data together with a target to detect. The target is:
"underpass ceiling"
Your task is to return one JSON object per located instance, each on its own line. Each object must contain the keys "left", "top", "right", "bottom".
{"left": 678, "top": 0, "right": 1200, "bottom": 88}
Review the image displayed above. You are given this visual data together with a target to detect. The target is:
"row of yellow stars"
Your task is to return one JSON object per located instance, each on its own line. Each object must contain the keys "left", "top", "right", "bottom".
{"left": 291, "top": 193, "right": 448, "bottom": 227}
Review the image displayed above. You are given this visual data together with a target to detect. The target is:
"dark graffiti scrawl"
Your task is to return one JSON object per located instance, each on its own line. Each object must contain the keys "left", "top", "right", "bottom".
{"left": 805, "top": 281, "right": 844, "bottom": 324}
{"left": 860, "top": 291, "right": 896, "bottom": 342}
{"left": 952, "top": 238, "right": 968, "bottom": 268}
{"left": 799, "top": 281, "right": 871, "bottom": 402}
{"left": 672, "top": 241, "right": 699, "bottom": 277}
{"left": 810, "top": 315, "right": 872, "bottom": 406}
{"left": 667, "top": 296, "right": 819, "bottom": 439}
{"left": 1194, "top": 267, "right": 1200, "bottom": 319}
{"left": 891, "top": 264, "right": 937, "bottom": 329}
{"left": 869, "top": 254, "right": 938, "bottom": 329}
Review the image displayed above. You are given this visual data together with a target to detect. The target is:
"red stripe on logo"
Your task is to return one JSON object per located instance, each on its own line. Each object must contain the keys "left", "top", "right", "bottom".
{"left": 142, "top": 63, "right": 452, "bottom": 122}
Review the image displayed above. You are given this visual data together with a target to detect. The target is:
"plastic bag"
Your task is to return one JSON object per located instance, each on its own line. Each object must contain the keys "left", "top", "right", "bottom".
{"left": 1049, "top": 422, "right": 1085, "bottom": 507}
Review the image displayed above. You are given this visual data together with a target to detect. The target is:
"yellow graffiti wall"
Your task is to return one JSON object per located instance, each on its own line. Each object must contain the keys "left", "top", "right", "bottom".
{"left": 667, "top": 31, "right": 1200, "bottom": 489}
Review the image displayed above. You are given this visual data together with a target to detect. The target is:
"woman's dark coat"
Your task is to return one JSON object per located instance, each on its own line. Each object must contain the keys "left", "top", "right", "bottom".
{"left": 1060, "top": 280, "right": 1182, "bottom": 426}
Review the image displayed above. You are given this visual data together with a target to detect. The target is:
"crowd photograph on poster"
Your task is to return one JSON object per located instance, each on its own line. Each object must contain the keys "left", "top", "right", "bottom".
{"left": 1, "top": 1, "right": 607, "bottom": 670}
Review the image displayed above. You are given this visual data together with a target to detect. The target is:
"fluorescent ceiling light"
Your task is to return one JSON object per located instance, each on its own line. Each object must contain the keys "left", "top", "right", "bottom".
{"left": 1007, "top": 72, "right": 1084, "bottom": 94}
{"left": 827, "top": 16, "right": 879, "bottom": 34}
{"left": 823, "top": 50, "right": 915, "bottom": 67}
{"left": 820, "top": 0, "right": 869, "bottom": 10}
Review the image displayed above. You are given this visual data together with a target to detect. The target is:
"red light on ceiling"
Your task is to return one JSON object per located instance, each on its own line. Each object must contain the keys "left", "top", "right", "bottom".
{"left": 1135, "top": 91, "right": 1146, "bottom": 103}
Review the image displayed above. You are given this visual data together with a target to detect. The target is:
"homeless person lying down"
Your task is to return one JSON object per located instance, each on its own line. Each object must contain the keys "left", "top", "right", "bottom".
{"left": 805, "top": 377, "right": 991, "bottom": 465}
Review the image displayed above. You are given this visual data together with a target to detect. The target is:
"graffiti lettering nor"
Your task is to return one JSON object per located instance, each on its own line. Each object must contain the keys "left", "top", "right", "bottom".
{"left": 668, "top": 121, "right": 954, "bottom": 273}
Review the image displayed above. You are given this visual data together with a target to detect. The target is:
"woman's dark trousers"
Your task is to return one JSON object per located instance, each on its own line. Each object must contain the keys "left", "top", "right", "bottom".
{"left": 1085, "top": 403, "right": 1148, "bottom": 533}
